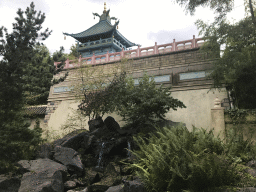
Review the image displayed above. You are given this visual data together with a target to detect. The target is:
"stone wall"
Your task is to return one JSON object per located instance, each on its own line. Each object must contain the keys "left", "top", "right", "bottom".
{"left": 225, "top": 110, "right": 256, "bottom": 144}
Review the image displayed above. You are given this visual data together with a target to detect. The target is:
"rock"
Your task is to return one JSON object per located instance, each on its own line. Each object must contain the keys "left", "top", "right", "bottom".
{"left": 62, "top": 131, "right": 90, "bottom": 151}
{"left": 64, "top": 180, "right": 77, "bottom": 189}
{"left": 35, "top": 143, "right": 54, "bottom": 159}
{"left": 247, "top": 160, "right": 256, "bottom": 169}
{"left": 19, "top": 171, "right": 64, "bottom": 192}
{"left": 82, "top": 134, "right": 93, "bottom": 152}
{"left": 122, "top": 179, "right": 147, "bottom": 192}
{"left": 0, "top": 174, "right": 21, "bottom": 192}
{"left": 105, "top": 185, "right": 124, "bottom": 192}
{"left": 116, "top": 129, "right": 137, "bottom": 136}
{"left": 53, "top": 129, "right": 87, "bottom": 147}
{"left": 53, "top": 130, "right": 89, "bottom": 151}
{"left": 90, "top": 127, "right": 111, "bottom": 140}
{"left": 87, "top": 184, "right": 109, "bottom": 192}
{"left": 73, "top": 178, "right": 87, "bottom": 186}
{"left": 17, "top": 158, "right": 67, "bottom": 177}
{"left": 89, "top": 172, "right": 101, "bottom": 185}
{"left": 238, "top": 187, "right": 256, "bottom": 192}
{"left": 104, "top": 116, "right": 120, "bottom": 132}
{"left": 18, "top": 159, "right": 67, "bottom": 192}
{"left": 54, "top": 146, "right": 84, "bottom": 175}
{"left": 246, "top": 168, "right": 256, "bottom": 177}
{"left": 88, "top": 117, "right": 105, "bottom": 132}
{"left": 82, "top": 154, "right": 98, "bottom": 167}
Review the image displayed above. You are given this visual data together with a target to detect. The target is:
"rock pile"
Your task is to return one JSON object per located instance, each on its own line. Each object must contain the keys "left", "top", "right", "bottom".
{"left": 1, "top": 117, "right": 256, "bottom": 192}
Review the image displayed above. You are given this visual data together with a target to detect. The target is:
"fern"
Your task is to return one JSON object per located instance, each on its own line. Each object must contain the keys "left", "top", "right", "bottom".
{"left": 127, "top": 124, "right": 245, "bottom": 192}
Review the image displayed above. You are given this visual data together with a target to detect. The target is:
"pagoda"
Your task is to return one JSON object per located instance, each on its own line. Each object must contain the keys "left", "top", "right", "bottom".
{"left": 63, "top": 3, "right": 137, "bottom": 58}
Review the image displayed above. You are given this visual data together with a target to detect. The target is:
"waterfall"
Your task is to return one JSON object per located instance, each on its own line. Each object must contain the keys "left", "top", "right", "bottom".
{"left": 127, "top": 141, "right": 131, "bottom": 158}
{"left": 96, "top": 142, "right": 105, "bottom": 168}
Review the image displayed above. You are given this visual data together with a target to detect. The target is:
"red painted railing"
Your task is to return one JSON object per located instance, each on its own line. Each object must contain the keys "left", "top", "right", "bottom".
{"left": 54, "top": 35, "right": 204, "bottom": 69}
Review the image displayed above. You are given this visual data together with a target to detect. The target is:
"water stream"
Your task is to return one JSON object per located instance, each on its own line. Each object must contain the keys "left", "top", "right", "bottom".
{"left": 96, "top": 142, "right": 105, "bottom": 168}
{"left": 127, "top": 141, "right": 131, "bottom": 158}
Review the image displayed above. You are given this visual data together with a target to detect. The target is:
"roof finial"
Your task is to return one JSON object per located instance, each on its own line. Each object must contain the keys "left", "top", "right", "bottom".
{"left": 104, "top": 2, "right": 106, "bottom": 12}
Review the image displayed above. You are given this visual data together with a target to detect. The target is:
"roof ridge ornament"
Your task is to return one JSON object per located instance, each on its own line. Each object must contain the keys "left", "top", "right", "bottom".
{"left": 104, "top": 2, "right": 106, "bottom": 13}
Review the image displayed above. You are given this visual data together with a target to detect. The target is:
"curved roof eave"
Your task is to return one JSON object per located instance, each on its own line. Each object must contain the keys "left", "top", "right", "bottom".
{"left": 115, "top": 30, "right": 137, "bottom": 47}
{"left": 63, "top": 20, "right": 114, "bottom": 40}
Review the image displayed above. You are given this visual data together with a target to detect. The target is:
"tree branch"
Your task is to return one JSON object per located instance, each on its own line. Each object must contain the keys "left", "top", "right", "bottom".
{"left": 249, "top": 0, "right": 256, "bottom": 26}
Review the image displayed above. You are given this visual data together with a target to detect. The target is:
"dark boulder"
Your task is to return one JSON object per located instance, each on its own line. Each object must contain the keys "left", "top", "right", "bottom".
{"left": 53, "top": 146, "right": 84, "bottom": 176}
{"left": 88, "top": 117, "right": 105, "bottom": 132}
{"left": 53, "top": 130, "right": 89, "bottom": 151}
{"left": 106, "top": 185, "right": 124, "bottom": 192}
{"left": 0, "top": 175, "right": 20, "bottom": 192}
{"left": 247, "top": 160, "right": 256, "bottom": 169}
{"left": 64, "top": 180, "right": 77, "bottom": 189}
{"left": 35, "top": 143, "right": 54, "bottom": 159}
{"left": 104, "top": 116, "right": 120, "bottom": 132}
{"left": 17, "top": 158, "right": 67, "bottom": 192}
{"left": 122, "top": 179, "right": 147, "bottom": 192}
{"left": 62, "top": 131, "right": 90, "bottom": 151}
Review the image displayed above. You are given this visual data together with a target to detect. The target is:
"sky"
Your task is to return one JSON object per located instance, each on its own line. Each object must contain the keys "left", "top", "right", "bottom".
{"left": 0, "top": 0, "right": 245, "bottom": 55}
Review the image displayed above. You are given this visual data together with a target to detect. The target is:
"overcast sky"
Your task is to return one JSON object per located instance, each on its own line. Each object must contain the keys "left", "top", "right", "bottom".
{"left": 0, "top": 0, "right": 245, "bottom": 55}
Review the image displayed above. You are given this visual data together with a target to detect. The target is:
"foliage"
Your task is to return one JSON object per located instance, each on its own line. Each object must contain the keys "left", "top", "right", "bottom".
{"left": 22, "top": 44, "right": 55, "bottom": 105}
{"left": 175, "top": 0, "right": 234, "bottom": 22}
{"left": 114, "top": 73, "right": 186, "bottom": 129}
{"left": 196, "top": 17, "right": 256, "bottom": 109}
{"left": 0, "top": 2, "right": 55, "bottom": 173}
{"left": 175, "top": 0, "right": 256, "bottom": 25}
{"left": 52, "top": 46, "right": 69, "bottom": 85}
{"left": 68, "top": 43, "right": 79, "bottom": 59}
{"left": 175, "top": 0, "right": 256, "bottom": 109}
{"left": 73, "top": 58, "right": 129, "bottom": 120}
{"left": 126, "top": 125, "right": 243, "bottom": 192}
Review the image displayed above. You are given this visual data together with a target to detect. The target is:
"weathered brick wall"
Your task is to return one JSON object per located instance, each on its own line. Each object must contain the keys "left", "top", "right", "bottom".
{"left": 48, "top": 48, "right": 216, "bottom": 102}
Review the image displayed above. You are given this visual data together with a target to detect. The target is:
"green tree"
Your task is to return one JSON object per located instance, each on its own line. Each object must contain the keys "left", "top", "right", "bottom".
{"left": 68, "top": 43, "right": 79, "bottom": 59}
{"left": 115, "top": 73, "right": 186, "bottom": 129}
{"left": 197, "top": 17, "right": 256, "bottom": 108}
{"left": 52, "top": 46, "right": 69, "bottom": 84}
{"left": 175, "top": 0, "right": 256, "bottom": 24}
{"left": 23, "top": 44, "right": 55, "bottom": 105}
{"left": 76, "top": 58, "right": 129, "bottom": 120}
{"left": 0, "top": 2, "right": 52, "bottom": 172}
{"left": 175, "top": 0, "right": 256, "bottom": 109}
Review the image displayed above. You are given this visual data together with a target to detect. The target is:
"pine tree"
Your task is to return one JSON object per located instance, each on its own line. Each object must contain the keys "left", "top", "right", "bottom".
{"left": 0, "top": 2, "right": 53, "bottom": 172}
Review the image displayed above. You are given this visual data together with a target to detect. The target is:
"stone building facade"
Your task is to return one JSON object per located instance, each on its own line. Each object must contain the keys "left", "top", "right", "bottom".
{"left": 44, "top": 37, "right": 228, "bottom": 136}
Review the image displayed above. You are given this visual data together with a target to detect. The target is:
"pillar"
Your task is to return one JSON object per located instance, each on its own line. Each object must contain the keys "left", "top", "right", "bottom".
{"left": 211, "top": 97, "right": 225, "bottom": 141}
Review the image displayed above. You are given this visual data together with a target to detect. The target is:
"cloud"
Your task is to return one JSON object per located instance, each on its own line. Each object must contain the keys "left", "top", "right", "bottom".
{"left": 147, "top": 25, "right": 200, "bottom": 45}
{"left": 0, "top": 0, "right": 50, "bottom": 15}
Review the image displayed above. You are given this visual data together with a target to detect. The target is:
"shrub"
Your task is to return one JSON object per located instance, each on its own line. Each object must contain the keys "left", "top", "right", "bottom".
{"left": 115, "top": 73, "right": 186, "bottom": 129}
{"left": 127, "top": 125, "right": 242, "bottom": 192}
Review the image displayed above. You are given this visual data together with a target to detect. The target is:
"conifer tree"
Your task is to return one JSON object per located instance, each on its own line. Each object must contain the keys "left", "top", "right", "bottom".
{"left": 0, "top": 2, "right": 57, "bottom": 172}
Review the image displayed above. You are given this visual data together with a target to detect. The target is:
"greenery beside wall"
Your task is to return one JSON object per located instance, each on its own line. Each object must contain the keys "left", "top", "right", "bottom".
{"left": 174, "top": 0, "right": 256, "bottom": 109}
{"left": 0, "top": 2, "right": 67, "bottom": 173}
{"left": 125, "top": 124, "right": 256, "bottom": 192}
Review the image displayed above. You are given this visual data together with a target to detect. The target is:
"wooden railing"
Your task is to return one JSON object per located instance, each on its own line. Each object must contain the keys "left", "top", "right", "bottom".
{"left": 54, "top": 35, "right": 204, "bottom": 69}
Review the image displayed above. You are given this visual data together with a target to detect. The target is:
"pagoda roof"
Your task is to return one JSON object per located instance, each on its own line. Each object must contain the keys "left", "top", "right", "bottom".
{"left": 64, "top": 20, "right": 115, "bottom": 41}
{"left": 63, "top": 4, "right": 137, "bottom": 48}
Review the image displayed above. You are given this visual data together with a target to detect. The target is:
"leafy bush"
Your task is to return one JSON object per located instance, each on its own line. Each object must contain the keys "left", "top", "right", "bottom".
{"left": 127, "top": 125, "right": 243, "bottom": 192}
{"left": 75, "top": 58, "right": 128, "bottom": 120}
{"left": 115, "top": 73, "right": 186, "bottom": 129}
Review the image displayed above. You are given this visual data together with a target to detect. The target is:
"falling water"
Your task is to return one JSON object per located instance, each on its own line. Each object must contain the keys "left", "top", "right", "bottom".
{"left": 96, "top": 142, "right": 105, "bottom": 168}
{"left": 127, "top": 141, "right": 131, "bottom": 158}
